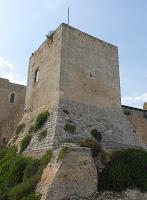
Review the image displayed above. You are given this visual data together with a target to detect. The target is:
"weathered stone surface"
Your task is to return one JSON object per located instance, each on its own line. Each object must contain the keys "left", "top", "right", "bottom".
{"left": 55, "top": 98, "right": 146, "bottom": 150}
{"left": 37, "top": 145, "right": 97, "bottom": 200}
{"left": 0, "top": 77, "right": 26, "bottom": 145}
{"left": 122, "top": 105, "right": 147, "bottom": 144}
{"left": 17, "top": 23, "right": 146, "bottom": 158}
{"left": 68, "top": 190, "right": 147, "bottom": 200}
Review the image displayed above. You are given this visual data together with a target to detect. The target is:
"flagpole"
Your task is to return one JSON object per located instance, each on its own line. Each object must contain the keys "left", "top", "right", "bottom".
{"left": 68, "top": 7, "right": 69, "bottom": 25}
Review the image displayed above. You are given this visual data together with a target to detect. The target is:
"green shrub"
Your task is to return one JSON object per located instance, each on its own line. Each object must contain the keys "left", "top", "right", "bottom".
{"left": 98, "top": 149, "right": 147, "bottom": 192}
{"left": 0, "top": 147, "right": 53, "bottom": 200}
{"left": 23, "top": 159, "right": 40, "bottom": 180}
{"left": 28, "top": 125, "right": 36, "bottom": 134}
{"left": 35, "top": 111, "right": 49, "bottom": 131}
{"left": 20, "top": 134, "right": 32, "bottom": 153}
{"left": 40, "top": 150, "right": 53, "bottom": 166}
{"left": 63, "top": 109, "right": 69, "bottom": 114}
{"left": 8, "top": 179, "right": 37, "bottom": 200}
{"left": 91, "top": 129, "right": 102, "bottom": 142}
{"left": 58, "top": 147, "right": 69, "bottom": 161}
{"left": 16, "top": 123, "right": 25, "bottom": 135}
{"left": 21, "top": 193, "right": 40, "bottom": 200}
{"left": 79, "top": 138, "right": 102, "bottom": 157}
{"left": 37, "top": 150, "right": 53, "bottom": 177}
{"left": 38, "top": 130, "right": 47, "bottom": 141}
{"left": 64, "top": 123, "right": 76, "bottom": 133}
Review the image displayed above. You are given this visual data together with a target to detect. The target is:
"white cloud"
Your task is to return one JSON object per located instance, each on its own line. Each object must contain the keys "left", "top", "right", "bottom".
{"left": 122, "top": 93, "right": 147, "bottom": 108}
{"left": 0, "top": 56, "right": 26, "bottom": 85}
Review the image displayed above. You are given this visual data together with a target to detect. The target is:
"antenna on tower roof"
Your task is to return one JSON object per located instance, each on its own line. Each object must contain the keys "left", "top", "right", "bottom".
{"left": 68, "top": 7, "right": 70, "bottom": 25}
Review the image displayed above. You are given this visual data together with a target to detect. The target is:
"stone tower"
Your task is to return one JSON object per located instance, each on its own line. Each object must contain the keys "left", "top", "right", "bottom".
{"left": 23, "top": 23, "right": 145, "bottom": 157}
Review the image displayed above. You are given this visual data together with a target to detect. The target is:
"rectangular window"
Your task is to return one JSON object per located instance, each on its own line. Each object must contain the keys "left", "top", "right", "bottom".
{"left": 10, "top": 93, "right": 15, "bottom": 103}
{"left": 34, "top": 69, "right": 39, "bottom": 83}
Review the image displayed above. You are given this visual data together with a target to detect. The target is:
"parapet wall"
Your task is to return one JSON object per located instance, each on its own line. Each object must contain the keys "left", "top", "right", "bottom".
{"left": 122, "top": 105, "right": 147, "bottom": 143}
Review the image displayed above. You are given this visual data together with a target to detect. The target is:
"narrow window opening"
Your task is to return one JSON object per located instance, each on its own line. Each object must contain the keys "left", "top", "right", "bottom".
{"left": 2, "top": 138, "right": 6, "bottom": 144}
{"left": 90, "top": 72, "right": 94, "bottom": 78}
{"left": 10, "top": 93, "right": 15, "bottom": 103}
{"left": 34, "top": 69, "right": 39, "bottom": 83}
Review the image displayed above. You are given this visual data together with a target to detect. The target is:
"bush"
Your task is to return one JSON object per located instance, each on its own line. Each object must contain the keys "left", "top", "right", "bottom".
{"left": 91, "top": 129, "right": 102, "bottom": 142}
{"left": 37, "top": 150, "right": 53, "bottom": 177}
{"left": 35, "top": 111, "right": 49, "bottom": 131}
{"left": 64, "top": 123, "right": 76, "bottom": 133}
{"left": 79, "top": 138, "right": 102, "bottom": 157}
{"left": 63, "top": 109, "right": 69, "bottom": 114}
{"left": 38, "top": 130, "right": 47, "bottom": 141}
{"left": 8, "top": 179, "right": 37, "bottom": 200}
{"left": 16, "top": 123, "right": 25, "bottom": 135}
{"left": 98, "top": 149, "right": 147, "bottom": 192}
{"left": 23, "top": 159, "right": 40, "bottom": 180}
{"left": 0, "top": 147, "right": 53, "bottom": 200}
{"left": 40, "top": 150, "right": 53, "bottom": 166}
{"left": 58, "top": 147, "right": 69, "bottom": 161}
{"left": 28, "top": 125, "right": 36, "bottom": 134}
{"left": 20, "top": 134, "right": 32, "bottom": 153}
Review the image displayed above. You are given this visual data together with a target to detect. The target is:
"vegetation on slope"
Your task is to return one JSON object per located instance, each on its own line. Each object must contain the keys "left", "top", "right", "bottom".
{"left": 79, "top": 138, "right": 102, "bottom": 157}
{"left": 91, "top": 129, "right": 102, "bottom": 142}
{"left": 35, "top": 111, "right": 49, "bottom": 131}
{"left": 0, "top": 147, "right": 53, "bottom": 200}
{"left": 99, "top": 148, "right": 147, "bottom": 192}
{"left": 16, "top": 123, "right": 25, "bottom": 135}
{"left": 64, "top": 122, "right": 76, "bottom": 133}
{"left": 20, "top": 134, "right": 32, "bottom": 153}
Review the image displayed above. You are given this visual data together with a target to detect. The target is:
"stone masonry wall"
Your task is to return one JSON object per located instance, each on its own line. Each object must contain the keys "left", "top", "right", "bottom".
{"left": 16, "top": 24, "right": 146, "bottom": 157}
{"left": 0, "top": 78, "right": 26, "bottom": 145}
{"left": 55, "top": 98, "right": 146, "bottom": 149}
{"left": 37, "top": 145, "right": 97, "bottom": 200}
{"left": 122, "top": 105, "right": 147, "bottom": 144}
{"left": 25, "top": 25, "right": 62, "bottom": 113}
{"left": 22, "top": 102, "right": 59, "bottom": 158}
{"left": 60, "top": 24, "right": 121, "bottom": 110}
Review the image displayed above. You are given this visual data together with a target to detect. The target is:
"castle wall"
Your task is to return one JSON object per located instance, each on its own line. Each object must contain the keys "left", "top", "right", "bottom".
{"left": 0, "top": 78, "right": 26, "bottom": 145}
{"left": 122, "top": 105, "right": 147, "bottom": 143}
{"left": 60, "top": 24, "right": 121, "bottom": 109}
{"left": 21, "top": 26, "right": 63, "bottom": 155}
{"left": 25, "top": 26, "right": 62, "bottom": 113}
{"left": 54, "top": 24, "right": 145, "bottom": 149}
{"left": 16, "top": 24, "right": 146, "bottom": 157}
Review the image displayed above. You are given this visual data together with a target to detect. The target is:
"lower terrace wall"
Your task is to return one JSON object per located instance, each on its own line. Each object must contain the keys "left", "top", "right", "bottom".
{"left": 122, "top": 105, "right": 147, "bottom": 143}
{"left": 55, "top": 98, "right": 146, "bottom": 150}
{"left": 11, "top": 100, "right": 147, "bottom": 158}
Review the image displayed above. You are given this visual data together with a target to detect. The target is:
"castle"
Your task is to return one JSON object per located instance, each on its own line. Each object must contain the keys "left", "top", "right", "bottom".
{"left": 1, "top": 23, "right": 147, "bottom": 199}
{"left": 0, "top": 23, "right": 147, "bottom": 149}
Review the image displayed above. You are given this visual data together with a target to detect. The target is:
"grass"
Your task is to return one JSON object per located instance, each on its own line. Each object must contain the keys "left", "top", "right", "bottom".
{"left": 38, "top": 130, "right": 47, "bottom": 141}
{"left": 91, "top": 129, "right": 102, "bottom": 142}
{"left": 35, "top": 111, "right": 49, "bottom": 131}
{"left": 64, "top": 123, "right": 76, "bottom": 133}
{"left": 98, "top": 148, "right": 147, "bottom": 192}
{"left": 28, "top": 125, "right": 36, "bottom": 134}
{"left": 58, "top": 147, "right": 69, "bottom": 161}
{"left": 16, "top": 123, "right": 25, "bottom": 135}
{"left": 0, "top": 147, "right": 53, "bottom": 200}
{"left": 20, "top": 134, "right": 32, "bottom": 153}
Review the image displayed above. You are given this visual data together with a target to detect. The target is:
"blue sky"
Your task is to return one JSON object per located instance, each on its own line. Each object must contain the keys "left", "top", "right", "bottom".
{"left": 0, "top": 0, "right": 147, "bottom": 108}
